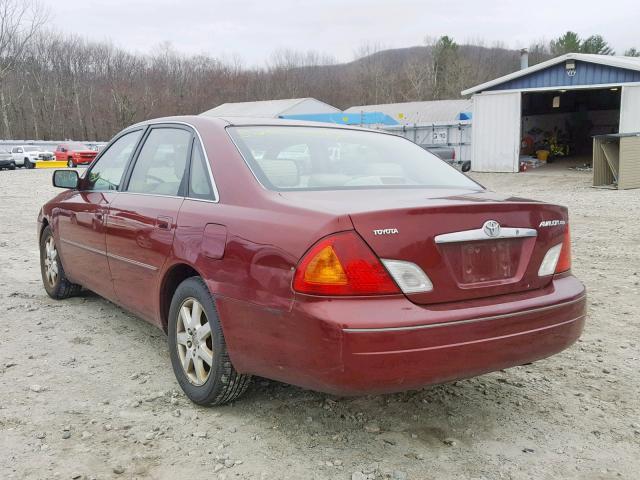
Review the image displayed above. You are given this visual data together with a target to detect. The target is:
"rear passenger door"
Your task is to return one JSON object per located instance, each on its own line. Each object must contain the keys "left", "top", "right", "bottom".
{"left": 105, "top": 125, "right": 192, "bottom": 324}
{"left": 174, "top": 138, "right": 222, "bottom": 264}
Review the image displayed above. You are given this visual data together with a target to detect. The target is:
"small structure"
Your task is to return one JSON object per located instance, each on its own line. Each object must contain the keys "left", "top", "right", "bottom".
{"left": 462, "top": 53, "right": 640, "bottom": 172}
{"left": 593, "top": 133, "right": 640, "bottom": 189}
{"left": 200, "top": 98, "right": 340, "bottom": 118}
{"left": 344, "top": 99, "right": 472, "bottom": 125}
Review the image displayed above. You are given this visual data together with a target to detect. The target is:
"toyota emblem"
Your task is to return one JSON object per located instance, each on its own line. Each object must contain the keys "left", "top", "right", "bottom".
{"left": 483, "top": 220, "right": 501, "bottom": 238}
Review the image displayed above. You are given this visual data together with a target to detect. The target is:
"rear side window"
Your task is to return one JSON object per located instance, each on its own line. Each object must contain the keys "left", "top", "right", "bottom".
{"left": 85, "top": 130, "right": 142, "bottom": 191}
{"left": 127, "top": 128, "right": 191, "bottom": 196}
{"left": 228, "top": 126, "right": 480, "bottom": 191}
{"left": 188, "top": 141, "right": 215, "bottom": 201}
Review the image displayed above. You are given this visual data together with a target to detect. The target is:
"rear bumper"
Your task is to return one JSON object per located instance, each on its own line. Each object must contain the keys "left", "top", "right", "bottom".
{"left": 218, "top": 275, "right": 586, "bottom": 395}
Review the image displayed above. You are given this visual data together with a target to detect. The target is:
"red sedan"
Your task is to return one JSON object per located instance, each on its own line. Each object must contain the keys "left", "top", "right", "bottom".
{"left": 38, "top": 116, "right": 586, "bottom": 406}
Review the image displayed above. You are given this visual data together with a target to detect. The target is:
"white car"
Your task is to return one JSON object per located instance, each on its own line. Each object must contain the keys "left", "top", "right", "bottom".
{"left": 10, "top": 145, "right": 55, "bottom": 169}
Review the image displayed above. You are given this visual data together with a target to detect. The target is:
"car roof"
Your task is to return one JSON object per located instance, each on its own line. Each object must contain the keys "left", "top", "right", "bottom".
{"left": 130, "top": 115, "right": 394, "bottom": 135}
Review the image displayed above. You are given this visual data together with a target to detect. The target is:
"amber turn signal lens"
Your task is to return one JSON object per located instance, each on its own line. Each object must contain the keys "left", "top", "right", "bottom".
{"left": 303, "top": 245, "right": 348, "bottom": 285}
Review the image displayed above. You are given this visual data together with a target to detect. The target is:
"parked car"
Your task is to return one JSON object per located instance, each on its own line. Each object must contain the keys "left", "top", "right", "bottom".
{"left": 0, "top": 149, "right": 16, "bottom": 170}
{"left": 38, "top": 116, "right": 586, "bottom": 406}
{"left": 55, "top": 142, "right": 98, "bottom": 167}
{"left": 420, "top": 145, "right": 471, "bottom": 172}
{"left": 10, "top": 145, "right": 55, "bottom": 168}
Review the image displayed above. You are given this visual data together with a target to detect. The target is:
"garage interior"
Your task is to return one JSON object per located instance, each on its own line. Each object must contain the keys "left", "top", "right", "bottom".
{"left": 520, "top": 87, "right": 621, "bottom": 167}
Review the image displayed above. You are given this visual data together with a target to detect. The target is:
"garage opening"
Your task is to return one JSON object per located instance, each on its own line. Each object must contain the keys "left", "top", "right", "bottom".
{"left": 520, "top": 88, "right": 621, "bottom": 169}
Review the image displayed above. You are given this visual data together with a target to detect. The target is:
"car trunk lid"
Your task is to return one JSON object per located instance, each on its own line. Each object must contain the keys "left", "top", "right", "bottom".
{"left": 347, "top": 194, "right": 567, "bottom": 304}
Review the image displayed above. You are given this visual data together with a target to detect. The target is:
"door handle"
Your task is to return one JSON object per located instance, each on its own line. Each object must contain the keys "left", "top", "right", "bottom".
{"left": 156, "top": 216, "right": 173, "bottom": 230}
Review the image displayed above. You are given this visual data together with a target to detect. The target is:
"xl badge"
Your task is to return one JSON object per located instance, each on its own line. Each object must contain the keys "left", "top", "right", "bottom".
{"left": 483, "top": 220, "right": 501, "bottom": 238}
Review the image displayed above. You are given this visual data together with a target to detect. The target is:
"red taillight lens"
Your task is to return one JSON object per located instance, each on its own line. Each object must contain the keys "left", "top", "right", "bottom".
{"left": 293, "top": 231, "right": 400, "bottom": 295}
{"left": 555, "top": 227, "right": 571, "bottom": 273}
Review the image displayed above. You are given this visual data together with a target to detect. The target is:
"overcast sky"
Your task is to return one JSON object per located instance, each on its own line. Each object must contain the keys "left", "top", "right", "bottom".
{"left": 44, "top": 0, "right": 640, "bottom": 64}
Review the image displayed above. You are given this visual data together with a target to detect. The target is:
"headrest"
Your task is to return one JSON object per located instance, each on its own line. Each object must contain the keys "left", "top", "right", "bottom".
{"left": 257, "top": 159, "right": 299, "bottom": 187}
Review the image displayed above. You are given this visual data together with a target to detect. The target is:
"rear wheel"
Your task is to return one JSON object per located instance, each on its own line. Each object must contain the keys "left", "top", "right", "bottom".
{"left": 168, "top": 277, "right": 251, "bottom": 406}
{"left": 39, "top": 226, "right": 81, "bottom": 299}
{"left": 24, "top": 158, "right": 33, "bottom": 169}
{"left": 67, "top": 158, "right": 75, "bottom": 168}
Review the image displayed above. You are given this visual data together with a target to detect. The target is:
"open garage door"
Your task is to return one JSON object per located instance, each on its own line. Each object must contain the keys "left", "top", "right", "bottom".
{"left": 471, "top": 92, "right": 521, "bottom": 172}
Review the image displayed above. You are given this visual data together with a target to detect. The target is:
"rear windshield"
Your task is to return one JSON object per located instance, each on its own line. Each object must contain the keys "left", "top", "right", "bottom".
{"left": 228, "top": 126, "right": 479, "bottom": 191}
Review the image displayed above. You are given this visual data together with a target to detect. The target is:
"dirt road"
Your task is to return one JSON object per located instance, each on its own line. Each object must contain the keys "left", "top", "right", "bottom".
{"left": 1, "top": 167, "right": 638, "bottom": 479}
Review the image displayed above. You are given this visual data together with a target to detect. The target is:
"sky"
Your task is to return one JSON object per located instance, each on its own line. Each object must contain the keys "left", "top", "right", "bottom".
{"left": 44, "top": 0, "right": 640, "bottom": 65}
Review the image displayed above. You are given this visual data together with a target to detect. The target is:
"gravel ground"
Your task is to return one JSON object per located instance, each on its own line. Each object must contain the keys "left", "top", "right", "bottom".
{"left": 0, "top": 166, "right": 638, "bottom": 480}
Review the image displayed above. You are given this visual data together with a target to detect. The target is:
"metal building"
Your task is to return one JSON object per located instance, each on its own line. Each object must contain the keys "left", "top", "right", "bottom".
{"left": 279, "top": 112, "right": 398, "bottom": 126}
{"left": 200, "top": 98, "right": 340, "bottom": 118}
{"left": 344, "top": 99, "right": 472, "bottom": 124}
{"left": 462, "top": 53, "right": 640, "bottom": 172}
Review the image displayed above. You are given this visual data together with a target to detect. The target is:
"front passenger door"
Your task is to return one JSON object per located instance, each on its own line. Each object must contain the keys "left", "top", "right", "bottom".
{"left": 55, "top": 129, "right": 143, "bottom": 300}
{"left": 105, "top": 126, "right": 192, "bottom": 324}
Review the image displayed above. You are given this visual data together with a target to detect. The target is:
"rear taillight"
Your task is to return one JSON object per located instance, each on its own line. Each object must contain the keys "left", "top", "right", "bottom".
{"left": 555, "top": 227, "right": 571, "bottom": 273}
{"left": 538, "top": 226, "right": 571, "bottom": 276}
{"left": 293, "top": 231, "right": 400, "bottom": 295}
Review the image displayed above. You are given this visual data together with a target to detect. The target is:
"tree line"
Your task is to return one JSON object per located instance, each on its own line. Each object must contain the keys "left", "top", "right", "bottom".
{"left": 0, "top": 1, "right": 636, "bottom": 141}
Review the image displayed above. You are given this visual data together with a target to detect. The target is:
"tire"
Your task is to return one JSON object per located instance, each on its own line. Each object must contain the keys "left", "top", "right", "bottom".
{"left": 67, "top": 158, "right": 75, "bottom": 168}
{"left": 8, "top": 162, "right": 15, "bottom": 170}
{"left": 24, "top": 158, "right": 33, "bottom": 169}
{"left": 168, "top": 276, "right": 252, "bottom": 406}
{"left": 39, "top": 225, "right": 82, "bottom": 299}
{"left": 461, "top": 161, "right": 471, "bottom": 173}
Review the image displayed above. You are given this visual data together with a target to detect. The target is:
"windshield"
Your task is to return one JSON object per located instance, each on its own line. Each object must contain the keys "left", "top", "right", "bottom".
{"left": 228, "top": 126, "right": 480, "bottom": 191}
{"left": 24, "top": 147, "right": 39, "bottom": 152}
{"left": 68, "top": 143, "right": 90, "bottom": 150}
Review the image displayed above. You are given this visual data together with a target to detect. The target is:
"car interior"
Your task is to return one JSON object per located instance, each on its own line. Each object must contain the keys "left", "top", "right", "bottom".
{"left": 231, "top": 126, "right": 477, "bottom": 191}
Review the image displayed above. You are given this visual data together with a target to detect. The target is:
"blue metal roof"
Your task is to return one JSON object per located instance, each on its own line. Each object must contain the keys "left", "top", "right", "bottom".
{"left": 486, "top": 60, "right": 640, "bottom": 91}
{"left": 279, "top": 112, "right": 398, "bottom": 125}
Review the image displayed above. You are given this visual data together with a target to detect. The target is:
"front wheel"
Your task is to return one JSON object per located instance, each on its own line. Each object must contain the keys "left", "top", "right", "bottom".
{"left": 168, "top": 277, "right": 252, "bottom": 406}
{"left": 67, "top": 159, "right": 75, "bottom": 168}
{"left": 40, "top": 226, "right": 81, "bottom": 299}
{"left": 8, "top": 162, "right": 16, "bottom": 170}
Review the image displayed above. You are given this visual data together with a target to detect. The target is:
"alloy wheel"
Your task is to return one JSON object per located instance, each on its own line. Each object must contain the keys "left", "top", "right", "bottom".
{"left": 176, "top": 297, "right": 214, "bottom": 386}
{"left": 43, "top": 236, "right": 59, "bottom": 286}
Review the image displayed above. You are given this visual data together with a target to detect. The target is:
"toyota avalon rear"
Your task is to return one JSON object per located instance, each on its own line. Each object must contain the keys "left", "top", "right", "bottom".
{"left": 39, "top": 117, "right": 586, "bottom": 405}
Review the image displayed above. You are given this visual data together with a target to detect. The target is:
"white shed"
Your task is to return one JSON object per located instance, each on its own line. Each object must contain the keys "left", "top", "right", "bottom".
{"left": 462, "top": 53, "right": 640, "bottom": 172}
{"left": 200, "top": 98, "right": 340, "bottom": 118}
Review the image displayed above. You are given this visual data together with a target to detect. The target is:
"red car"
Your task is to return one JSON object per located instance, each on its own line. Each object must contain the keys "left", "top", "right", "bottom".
{"left": 38, "top": 116, "right": 586, "bottom": 406}
{"left": 55, "top": 142, "right": 98, "bottom": 167}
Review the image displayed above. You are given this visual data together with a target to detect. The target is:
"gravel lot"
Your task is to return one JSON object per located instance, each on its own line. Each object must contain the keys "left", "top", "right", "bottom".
{"left": 1, "top": 166, "right": 638, "bottom": 480}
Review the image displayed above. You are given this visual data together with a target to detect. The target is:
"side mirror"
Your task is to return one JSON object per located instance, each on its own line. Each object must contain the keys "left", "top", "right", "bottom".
{"left": 53, "top": 170, "right": 79, "bottom": 189}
